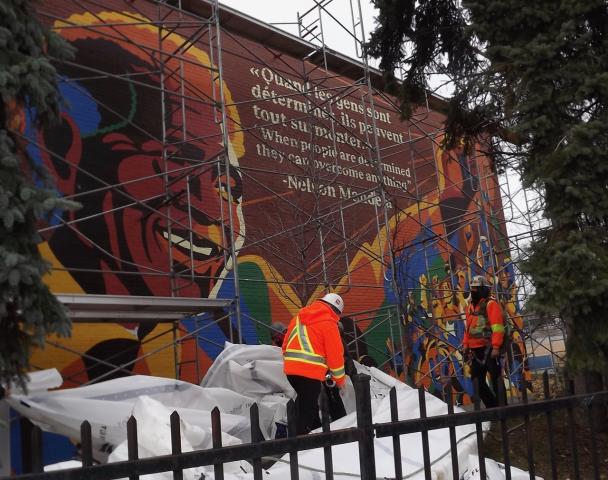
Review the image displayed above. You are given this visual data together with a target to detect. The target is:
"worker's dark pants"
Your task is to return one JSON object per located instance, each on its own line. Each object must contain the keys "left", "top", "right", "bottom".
{"left": 287, "top": 375, "right": 322, "bottom": 434}
{"left": 470, "top": 347, "right": 504, "bottom": 408}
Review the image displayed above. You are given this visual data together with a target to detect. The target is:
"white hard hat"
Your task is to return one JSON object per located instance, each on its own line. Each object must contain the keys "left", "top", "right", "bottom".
{"left": 470, "top": 275, "right": 491, "bottom": 287}
{"left": 320, "top": 293, "right": 344, "bottom": 313}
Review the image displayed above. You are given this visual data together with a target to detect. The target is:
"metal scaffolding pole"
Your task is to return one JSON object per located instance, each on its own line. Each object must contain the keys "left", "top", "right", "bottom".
{"left": 213, "top": 0, "right": 243, "bottom": 343}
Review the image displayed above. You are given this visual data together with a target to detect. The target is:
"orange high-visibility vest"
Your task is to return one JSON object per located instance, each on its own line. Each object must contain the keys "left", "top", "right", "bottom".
{"left": 463, "top": 298, "right": 505, "bottom": 350}
{"left": 282, "top": 301, "right": 346, "bottom": 386}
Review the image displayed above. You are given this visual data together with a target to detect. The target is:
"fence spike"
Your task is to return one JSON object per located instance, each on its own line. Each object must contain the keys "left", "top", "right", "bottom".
{"left": 250, "top": 403, "right": 263, "bottom": 480}
{"left": 211, "top": 407, "right": 224, "bottom": 480}
{"left": 353, "top": 374, "right": 376, "bottom": 480}
{"left": 170, "top": 411, "right": 183, "bottom": 480}
{"left": 417, "top": 387, "right": 431, "bottom": 480}
{"left": 31, "top": 425, "right": 43, "bottom": 474}
{"left": 445, "top": 386, "right": 458, "bottom": 480}
{"left": 567, "top": 406, "right": 580, "bottom": 479}
{"left": 287, "top": 399, "right": 297, "bottom": 437}
{"left": 80, "top": 420, "right": 93, "bottom": 468}
{"left": 472, "top": 378, "right": 481, "bottom": 410}
{"left": 497, "top": 381, "right": 511, "bottom": 480}
{"left": 541, "top": 376, "right": 557, "bottom": 480}
{"left": 389, "top": 387, "right": 403, "bottom": 480}
{"left": 472, "top": 378, "right": 486, "bottom": 480}
{"left": 127, "top": 416, "right": 139, "bottom": 480}
{"left": 585, "top": 397, "right": 601, "bottom": 480}
{"left": 320, "top": 387, "right": 334, "bottom": 480}
{"left": 286, "top": 399, "right": 299, "bottom": 480}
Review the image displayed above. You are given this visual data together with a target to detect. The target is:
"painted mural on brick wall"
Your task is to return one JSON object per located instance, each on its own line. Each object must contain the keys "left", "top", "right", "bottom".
{"left": 24, "top": 1, "right": 530, "bottom": 404}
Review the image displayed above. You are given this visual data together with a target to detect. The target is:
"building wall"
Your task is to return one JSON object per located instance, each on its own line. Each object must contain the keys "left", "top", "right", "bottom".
{"left": 25, "top": 0, "right": 528, "bottom": 399}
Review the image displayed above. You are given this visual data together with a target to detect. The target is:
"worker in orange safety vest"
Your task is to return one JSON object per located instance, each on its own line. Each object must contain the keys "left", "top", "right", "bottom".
{"left": 282, "top": 293, "right": 346, "bottom": 434}
{"left": 463, "top": 275, "right": 506, "bottom": 408}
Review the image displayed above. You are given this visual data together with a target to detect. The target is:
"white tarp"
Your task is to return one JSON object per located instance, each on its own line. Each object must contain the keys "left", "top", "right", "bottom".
{"left": 201, "top": 343, "right": 400, "bottom": 415}
{"left": 5, "top": 374, "right": 271, "bottom": 456}
{"left": 201, "top": 343, "right": 295, "bottom": 431}
{"left": 5, "top": 343, "right": 541, "bottom": 479}
{"left": 106, "top": 395, "right": 251, "bottom": 480}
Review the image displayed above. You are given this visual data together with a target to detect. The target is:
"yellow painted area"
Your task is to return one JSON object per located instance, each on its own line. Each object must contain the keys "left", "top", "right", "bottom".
{"left": 39, "top": 242, "right": 84, "bottom": 293}
{"left": 30, "top": 323, "right": 178, "bottom": 379}
{"left": 36, "top": 245, "right": 177, "bottom": 380}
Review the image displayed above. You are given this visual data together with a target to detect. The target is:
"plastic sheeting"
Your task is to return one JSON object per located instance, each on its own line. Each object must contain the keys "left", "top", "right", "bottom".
{"left": 5, "top": 374, "right": 276, "bottom": 457}
{"left": 6, "top": 343, "right": 541, "bottom": 479}
{"left": 201, "top": 343, "right": 296, "bottom": 433}
{"left": 201, "top": 343, "right": 400, "bottom": 416}
{"left": 106, "top": 396, "right": 251, "bottom": 480}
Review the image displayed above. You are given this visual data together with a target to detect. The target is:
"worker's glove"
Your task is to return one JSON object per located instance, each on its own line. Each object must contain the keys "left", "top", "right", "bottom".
{"left": 490, "top": 347, "right": 501, "bottom": 359}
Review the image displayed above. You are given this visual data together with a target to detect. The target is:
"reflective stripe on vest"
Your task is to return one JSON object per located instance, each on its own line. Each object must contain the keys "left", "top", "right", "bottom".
{"left": 286, "top": 327, "right": 298, "bottom": 346}
{"left": 491, "top": 323, "right": 505, "bottom": 333}
{"left": 284, "top": 315, "right": 327, "bottom": 368}
{"left": 329, "top": 365, "right": 345, "bottom": 380}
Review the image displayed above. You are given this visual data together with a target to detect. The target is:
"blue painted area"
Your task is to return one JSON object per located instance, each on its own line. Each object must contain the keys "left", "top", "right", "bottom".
{"left": 181, "top": 270, "right": 260, "bottom": 361}
{"left": 393, "top": 224, "right": 440, "bottom": 293}
{"left": 57, "top": 79, "right": 101, "bottom": 136}
{"left": 216, "top": 270, "right": 260, "bottom": 346}
{"left": 181, "top": 312, "right": 230, "bottom": 360}
{"left": 24, "top": 78, "right": 100, "bottom": 226}
{"left": 10, "top": 409, "right": 77, "bottom": 474}
{"left": 25, "top": 77, "right": 100, "bottom": 165}
{"left": 527, "top": 355, "right": 553, "bottom": 371}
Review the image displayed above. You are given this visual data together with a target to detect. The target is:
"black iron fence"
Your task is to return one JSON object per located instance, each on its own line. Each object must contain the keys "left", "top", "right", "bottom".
{"left": 4, "top": 373, "right": 608, "bottom": 480}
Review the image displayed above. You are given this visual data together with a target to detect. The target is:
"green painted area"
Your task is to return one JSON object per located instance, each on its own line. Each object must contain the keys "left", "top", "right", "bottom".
{"left": 83, "top": 82, "right": 137, "bottom": 138}
{"left": 427, "top": 256, "right": 448, "bottom": 283}
{"left": 238, "top": 262, "right": 272, "bottom": 344}
{"left": 361, "top": 301, "right": 402, "bottom": 368}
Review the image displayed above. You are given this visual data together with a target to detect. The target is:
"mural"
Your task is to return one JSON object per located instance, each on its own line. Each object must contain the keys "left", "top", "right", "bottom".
{"left": 21, "top": 1, "right": 529, "bottom": 401}
{"left": 6, "top": 2, "right": 534, "bottom": 472}
{"left": 24, "top": 7, "right": 246, "bottom": 384}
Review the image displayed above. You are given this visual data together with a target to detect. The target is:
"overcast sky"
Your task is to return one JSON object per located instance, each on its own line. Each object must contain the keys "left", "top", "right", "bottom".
{"left": 219, "top": 0, "right": 458, "bottom": 97}
{"left": 219, "top": 0, "right": 379, "bottom": 65}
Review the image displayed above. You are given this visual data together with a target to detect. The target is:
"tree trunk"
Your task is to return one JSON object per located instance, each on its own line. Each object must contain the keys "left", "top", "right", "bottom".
{"left": 574, "top": 369, "right": 607, "bottom": 432}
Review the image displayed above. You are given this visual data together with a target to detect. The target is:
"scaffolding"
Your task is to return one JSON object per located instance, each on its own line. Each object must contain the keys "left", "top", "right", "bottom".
{"left": 23, "top": 0, "right": 563, "bottom": 400}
